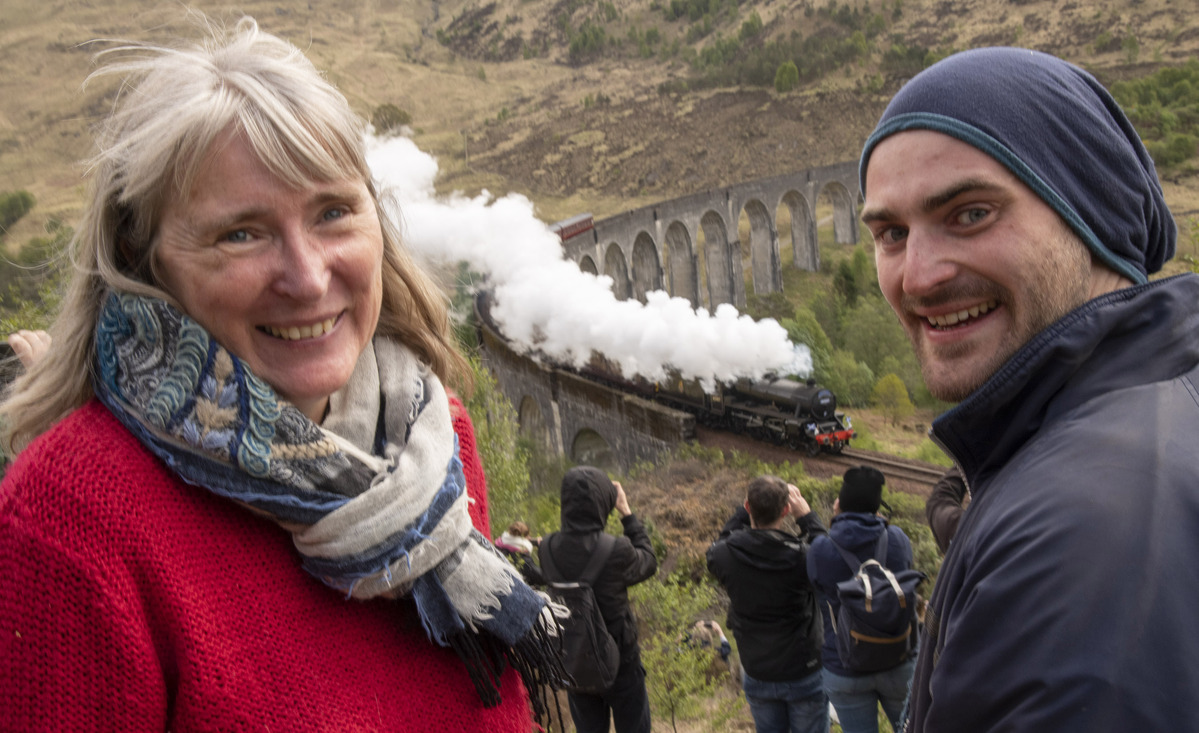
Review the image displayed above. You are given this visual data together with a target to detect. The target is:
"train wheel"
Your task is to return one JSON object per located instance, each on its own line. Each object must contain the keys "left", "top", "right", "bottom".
{"left": 830, "top": 441, "right": 846, "bottom": 455}
{"left": 805, "top": 441, "right": 820, "bottom": 457}
{"left": 787, "top": 437, "right": 801, "bottom": 451}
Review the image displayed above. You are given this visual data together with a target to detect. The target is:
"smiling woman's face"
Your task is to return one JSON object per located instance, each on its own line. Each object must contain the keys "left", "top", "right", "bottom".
{"left": 154, "top": 130, "right": 384, "bottom": 422}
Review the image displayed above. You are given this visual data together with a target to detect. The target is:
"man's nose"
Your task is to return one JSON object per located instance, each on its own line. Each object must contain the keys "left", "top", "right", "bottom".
{"left": 901, "top": 230, "right": 957, "bottom": 296}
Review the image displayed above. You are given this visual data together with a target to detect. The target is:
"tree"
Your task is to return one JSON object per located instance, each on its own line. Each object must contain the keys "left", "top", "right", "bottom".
{"left": 631, "top": 574, "right": 740, "bottom": 733}
{"left": 872, "top": 373, "right": 914, "bottom": 426}
{"left": 841, "top": 297, "right": 912, "bottom": 378}
{"left": 824, "top": 348, "right": 875, "bottom": 407}
{"left": 774, "top": 60, "right": 799, "bottom": 93}
{"left": 782, "top": 306, "right": 833, "bottom": 380}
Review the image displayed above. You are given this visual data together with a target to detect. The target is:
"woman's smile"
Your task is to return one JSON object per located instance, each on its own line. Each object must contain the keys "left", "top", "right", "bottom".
{"left": 155, "top": 129, "right": 384, "bottom": 421}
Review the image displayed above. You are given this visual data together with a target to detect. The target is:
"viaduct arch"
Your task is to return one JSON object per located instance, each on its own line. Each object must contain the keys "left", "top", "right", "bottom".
{"left": 560, "top": 160, "right": 861, "bottom": 310}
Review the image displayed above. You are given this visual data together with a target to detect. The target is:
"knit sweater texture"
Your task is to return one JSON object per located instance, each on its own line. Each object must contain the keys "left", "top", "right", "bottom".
{"left": 0, "top": 398, "right": 533, "bottom": 732}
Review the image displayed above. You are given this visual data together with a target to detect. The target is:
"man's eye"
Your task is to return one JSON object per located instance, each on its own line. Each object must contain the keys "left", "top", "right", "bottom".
{"left": 221, "top": 229, "right": 251, "bottom": 244}
{"left": 876, "top": 227, "right": 907, "bottom": 245}
{"left": 955, "top": 207, "right": 989, "bottom": 226}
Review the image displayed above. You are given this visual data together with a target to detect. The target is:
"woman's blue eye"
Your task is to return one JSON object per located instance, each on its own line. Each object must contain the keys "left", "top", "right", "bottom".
{"left": 323, "top": 207, "right": 346, "bottom": 221}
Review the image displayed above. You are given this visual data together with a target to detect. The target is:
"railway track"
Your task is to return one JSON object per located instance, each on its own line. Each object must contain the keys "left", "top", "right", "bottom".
{"left": 834, "top": 447, "right": 949, "bottom": 486}
{"left": 693, "top": 425, "right": 947, "bottom": 498}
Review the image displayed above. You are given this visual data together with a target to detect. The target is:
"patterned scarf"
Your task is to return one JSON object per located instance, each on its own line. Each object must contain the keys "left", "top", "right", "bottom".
{"left": 92, "top": 292, "right": 565, "bottom": 716}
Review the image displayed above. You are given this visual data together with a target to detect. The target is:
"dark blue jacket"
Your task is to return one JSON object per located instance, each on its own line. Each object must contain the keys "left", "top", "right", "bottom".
{"left": 907, "top": 275, "right": 1199, "bottom": 733}
{"left": 807, "top": 513, "right": 915, "bottom": 676}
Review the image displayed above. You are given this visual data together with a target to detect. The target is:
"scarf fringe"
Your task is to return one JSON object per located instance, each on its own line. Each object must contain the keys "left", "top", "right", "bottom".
{"left": 446, "top": 614, "right": 571, "bottom": 726}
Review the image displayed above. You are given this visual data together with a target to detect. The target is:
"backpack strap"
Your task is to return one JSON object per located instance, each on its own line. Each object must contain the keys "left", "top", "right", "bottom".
{"left": 579, "top": 534, "right": 617, "bottom": 585}
{"left": 541, "top": 533, "right": 617, "bottom": 584}
{"left": 829, "top": 532, "right": 889, "bottom": 573}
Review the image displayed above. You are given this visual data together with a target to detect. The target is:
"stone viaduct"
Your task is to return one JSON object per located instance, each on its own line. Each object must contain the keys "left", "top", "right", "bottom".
{"left": 559, "top": 159, "right": 861, "bottom": 310}
{"left": 480, "top": 160, "right": 862, "bottom": 471}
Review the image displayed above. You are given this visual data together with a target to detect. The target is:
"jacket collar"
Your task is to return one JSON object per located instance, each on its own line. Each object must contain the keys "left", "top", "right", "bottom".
{"left": 933, "top": 274, "right": 1199, "bottom": 497}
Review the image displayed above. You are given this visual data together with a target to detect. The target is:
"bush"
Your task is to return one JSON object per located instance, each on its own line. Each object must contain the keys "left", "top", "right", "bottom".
{"left": 774, "top": 60, "right": 799, "bottom": 93}
{"left": 569, "top": 19, "right": 610, "bottom": 62}
{"left": 371, "top": 104, "right": 412, "bottom": 135}
{"left": 0, "top": 190, "right": 35, "bottom": 234}
{"left": 739, "top": 11, "right": 763, "bottom": 41}
{"left": 1111, "top": 60, "right": 1199, "bottom": 173}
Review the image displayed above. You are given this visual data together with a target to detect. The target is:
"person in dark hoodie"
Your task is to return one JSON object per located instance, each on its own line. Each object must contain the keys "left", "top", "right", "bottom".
{"left": 538, "top": 466, "right": 658, "bottom": 733}
{"left": 807, "top": 466, "right": 916, "bottom": 733}
{"left": 706, "top": 475, "right": 828, "bottom": 733}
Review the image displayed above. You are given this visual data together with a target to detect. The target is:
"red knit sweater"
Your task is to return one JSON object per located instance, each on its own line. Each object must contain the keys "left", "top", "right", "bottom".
{"left": 0, "top": 398, "right": 533, "bottom": 732}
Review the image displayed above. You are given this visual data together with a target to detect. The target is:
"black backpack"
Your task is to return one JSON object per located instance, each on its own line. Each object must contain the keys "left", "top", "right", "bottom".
{"left": 540, "top": 533, "right": 621, "bottom": 694}
{"left": 827, "top": 533, "right": 926, "bottom": 673}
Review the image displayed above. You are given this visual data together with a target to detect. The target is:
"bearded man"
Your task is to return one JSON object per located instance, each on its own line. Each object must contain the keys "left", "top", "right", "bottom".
{"left": 859, "top": 47, "right": 1199, "bottom": 732}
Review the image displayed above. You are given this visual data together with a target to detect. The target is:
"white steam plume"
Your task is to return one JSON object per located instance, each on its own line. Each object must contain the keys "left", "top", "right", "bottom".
{"left": 365, "top": 135, "right": 812, "bottom": 386}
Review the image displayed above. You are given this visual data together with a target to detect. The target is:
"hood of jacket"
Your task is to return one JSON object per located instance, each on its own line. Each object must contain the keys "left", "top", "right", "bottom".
{"left": 723, "top": 527, "right": 807, "bottom": 573}
{"left": 828, "top": 512, "right": 888, "bottom": 552}
{"left": 559, "top": 466, "right": 616, "bottom": 534}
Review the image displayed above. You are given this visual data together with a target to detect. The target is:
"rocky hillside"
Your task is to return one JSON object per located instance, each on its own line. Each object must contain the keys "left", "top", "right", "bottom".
{"left": 2, "top": 0, "right": 1198, "bottom": 236}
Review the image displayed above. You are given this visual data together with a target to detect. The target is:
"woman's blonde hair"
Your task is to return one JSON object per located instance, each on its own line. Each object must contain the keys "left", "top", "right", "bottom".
{"left": 1, "top": 17, "right": 470, "bottom": 455}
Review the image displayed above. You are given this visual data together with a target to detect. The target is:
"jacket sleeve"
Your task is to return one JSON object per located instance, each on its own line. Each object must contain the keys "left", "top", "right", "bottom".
{"left": 925, "top": 466, "right": 967, "bottom": 554}
{"left": 890, "top": 525, "right": 915, "bottom": 570}
{"left": 618, "top": 514, "right": 658, "bottom": 585}
{"left": 717, "top": 505, "right": 751, "bottom": 540}
{"left": 806, "top": 536, "right": 834, "bottom": 600}
{"left": 797, "top": 511, "right": 827, "bottom": 542}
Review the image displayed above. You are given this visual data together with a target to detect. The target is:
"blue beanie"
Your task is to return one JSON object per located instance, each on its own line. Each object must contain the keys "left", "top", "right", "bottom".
{"left": 859, "top": 47, "right": 1175, "bottom": 284}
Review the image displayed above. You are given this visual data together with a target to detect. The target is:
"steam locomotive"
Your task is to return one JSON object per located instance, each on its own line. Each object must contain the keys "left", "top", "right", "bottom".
{"left": 473, "top": 290, "right": 854, "bottom": 457}
{"left": 581, "top": 363, "right": 856, "bottom": 456}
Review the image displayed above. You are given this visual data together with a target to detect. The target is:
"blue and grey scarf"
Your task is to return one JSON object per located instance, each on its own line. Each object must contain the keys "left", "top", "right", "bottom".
{"left": 93, "top": 291, "right": 564, "bottom": 714}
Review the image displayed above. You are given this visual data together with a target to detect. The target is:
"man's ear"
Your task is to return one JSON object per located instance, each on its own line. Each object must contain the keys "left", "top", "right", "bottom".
{"left": 743, "top": 500, "right": 754, "bottom": 527}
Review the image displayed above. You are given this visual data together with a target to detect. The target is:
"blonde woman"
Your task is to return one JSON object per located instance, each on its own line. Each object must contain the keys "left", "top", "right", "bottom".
{"left": 0, "top": 18, "right": 560, "bottom": 731}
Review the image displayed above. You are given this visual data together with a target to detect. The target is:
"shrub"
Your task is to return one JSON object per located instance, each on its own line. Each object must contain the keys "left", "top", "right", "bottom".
{"left": 371, "top": 104, "right": 412, "bottom": 135}
{"left": 739, "top": 11, "right": 763, "bottom": 41}
{"left": 1111, "top": 60, "right": 1199, "bottom": 173}
{"left": 774, "top": 60, "right": 799, "bottom": 93}
{"left": 0, "top": 190, "right": 35, "bottom": 234}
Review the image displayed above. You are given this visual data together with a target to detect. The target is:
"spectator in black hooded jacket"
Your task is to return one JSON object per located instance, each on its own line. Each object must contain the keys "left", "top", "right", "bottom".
{"left": 538, "top": 466, "right": 658, "bottom": 733}
{"left": 707, "top": 475, "right": 829, "bottom": 733}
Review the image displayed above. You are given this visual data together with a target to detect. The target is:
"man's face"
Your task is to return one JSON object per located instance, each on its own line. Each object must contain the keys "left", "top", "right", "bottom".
{"left": 862, "top": 130, "right": 1104, "bottom": 402}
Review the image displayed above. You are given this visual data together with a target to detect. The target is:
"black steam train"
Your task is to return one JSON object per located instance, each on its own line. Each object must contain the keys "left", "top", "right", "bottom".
{"left": 581, "top": 363, "right": 856, "bottom": 456}
{"left": 472, "top": 290, "right": 854, "bottom": 457}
